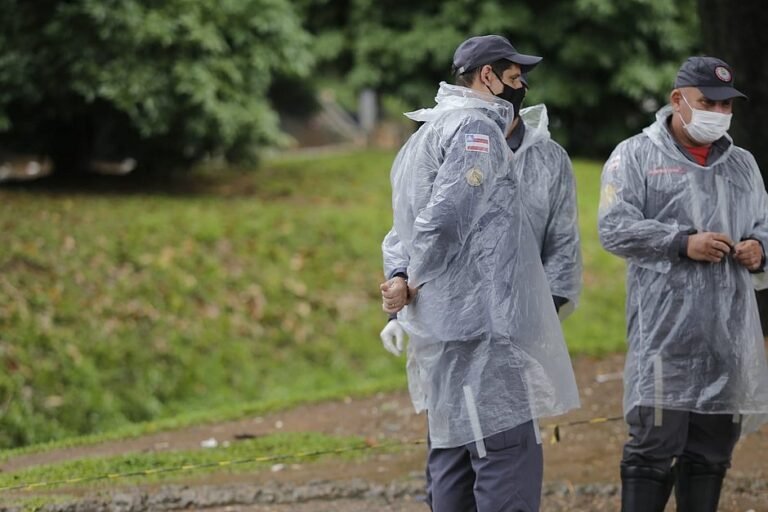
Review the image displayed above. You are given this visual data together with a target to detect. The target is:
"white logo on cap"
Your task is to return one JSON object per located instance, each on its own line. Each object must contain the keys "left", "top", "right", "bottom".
{"left": 715, "top": 66, "right": 732, "bottom": 83}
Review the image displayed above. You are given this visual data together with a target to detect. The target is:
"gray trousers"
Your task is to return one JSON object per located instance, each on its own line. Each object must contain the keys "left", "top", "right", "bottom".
{"left": 622, "top": 406, "right": 742, "bottom": 470}
{"left": 426, "top": 421, "right": 543, "bottom": 512}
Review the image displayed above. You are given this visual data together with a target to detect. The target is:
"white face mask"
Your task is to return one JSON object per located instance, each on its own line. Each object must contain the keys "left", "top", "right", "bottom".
{"left": 678, "top": 94, "right": 731, "bottom": 144}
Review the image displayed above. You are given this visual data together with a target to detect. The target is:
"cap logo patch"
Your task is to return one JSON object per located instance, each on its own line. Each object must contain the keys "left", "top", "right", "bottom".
{"left": 714, "top": 66, "right": 732, "bottom": 83}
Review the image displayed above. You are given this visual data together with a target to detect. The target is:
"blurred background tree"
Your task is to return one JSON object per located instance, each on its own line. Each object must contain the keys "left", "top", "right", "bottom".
{"left": 0, "top": 0, "right": 312, "bottom": 172}
{"left": 698, "top": 0, "right": 768, "bottom": 331}
{"left": 296, "top": 0, "right": 699, "bottom": 157}
{"left": 698, "top": 0, "right": 767, "bottom": 179}
{"left": 5, "top": 0, "right": 758, "bottom": 170}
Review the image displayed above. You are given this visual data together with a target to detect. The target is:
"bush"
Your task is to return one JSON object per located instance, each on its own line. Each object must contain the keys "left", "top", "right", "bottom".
{"left": 0, "top": 0, "right": 313, "bottom": 171}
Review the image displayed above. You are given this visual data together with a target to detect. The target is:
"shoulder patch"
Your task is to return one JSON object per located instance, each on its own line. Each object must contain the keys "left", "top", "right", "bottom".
{"left": 600, "top": 183, "right": 617, "bottom": 210}
{"left": 465, "top": 167, "right": 484, "bottom": 187}
{"left": 465, "top": 133, "right": 490, "bottom": 153}
{"left": 606, "top": 155, "right": 621, "bottom": 173}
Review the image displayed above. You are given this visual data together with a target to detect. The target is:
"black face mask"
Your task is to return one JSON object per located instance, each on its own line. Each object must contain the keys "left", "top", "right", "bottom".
{"left": 487, "top": 71, "right": 526, "bottom": 117}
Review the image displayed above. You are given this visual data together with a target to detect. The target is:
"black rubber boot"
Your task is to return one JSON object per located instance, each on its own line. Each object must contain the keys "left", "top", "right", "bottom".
{"left": 620, "top": 464, "right": 673, "bottom": 512}
{"left": 674, "top": 459, "right": 727, "bottom": 512}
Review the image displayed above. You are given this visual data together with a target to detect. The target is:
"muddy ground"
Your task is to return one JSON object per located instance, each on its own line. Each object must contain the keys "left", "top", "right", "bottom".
{"left": 2, "top": 354, "right": 766, "bottom": 511}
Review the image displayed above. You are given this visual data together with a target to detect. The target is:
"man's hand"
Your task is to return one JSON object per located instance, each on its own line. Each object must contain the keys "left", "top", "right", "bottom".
{"left": 686, "top": 232, "right": 734, "bottom": 263}
{"left": 380, "top": 277, "right": 417, "bottom": 313}
{"left": 734, "top": 239, "right": 764, "bottom": 271}
{"left": 380, "top": 320, "right": 406, "bottom": 356}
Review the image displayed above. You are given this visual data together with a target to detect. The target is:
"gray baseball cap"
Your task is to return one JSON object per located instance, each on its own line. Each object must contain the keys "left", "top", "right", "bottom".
{"left": 675, "top": 56, "right": 747, "bottom": 101}
{"left": 452, "top": 35, "right": 542, "bottom": 75}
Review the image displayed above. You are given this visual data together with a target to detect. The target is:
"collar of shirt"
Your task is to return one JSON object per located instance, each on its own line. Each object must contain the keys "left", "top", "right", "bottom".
{"left": 506, "top": 118, "right": 526, "bottom": 152}
{"left": 683, "top": 144, "right": 711, "bottom": 166}
{"left": 664, "top": 115, "right": 730, "bottom": 166}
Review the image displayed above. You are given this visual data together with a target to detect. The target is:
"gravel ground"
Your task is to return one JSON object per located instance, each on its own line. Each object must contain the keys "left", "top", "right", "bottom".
{"left": 3, "top": 475, "right": 765, "bottom": 512}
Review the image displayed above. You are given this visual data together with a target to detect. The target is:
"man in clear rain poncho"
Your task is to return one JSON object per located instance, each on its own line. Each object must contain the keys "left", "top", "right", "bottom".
{"left": 381, "top": 72, "right": 582, "bottom": 352}
{"left": 377, "top": 35, "right": 580, "bottom": 512}
{"left": 598, "top": 56, "right": 768, "bottom": 512}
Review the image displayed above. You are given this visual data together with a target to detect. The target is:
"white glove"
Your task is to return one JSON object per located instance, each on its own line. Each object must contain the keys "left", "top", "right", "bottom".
{"left": 380, "top": 320, "right": 406, "bottom": 356}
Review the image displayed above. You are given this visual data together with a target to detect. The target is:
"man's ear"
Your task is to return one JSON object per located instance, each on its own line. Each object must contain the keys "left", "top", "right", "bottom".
{"left": 670, "top": 89, "right": 682, "bottom": 112}
{"left": 479, "top": 64, "right": 494, "bottom": 87}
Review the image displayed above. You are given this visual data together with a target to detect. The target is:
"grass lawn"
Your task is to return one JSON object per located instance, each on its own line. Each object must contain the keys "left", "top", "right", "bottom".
{"left": 564, "top": 160, "right": 627, "bottom": 354}
{"left": 0, "top": 431, "right": 372, "bottom": 492}
{"left": 0, "top": 149, "right": 626, "bottom": 453}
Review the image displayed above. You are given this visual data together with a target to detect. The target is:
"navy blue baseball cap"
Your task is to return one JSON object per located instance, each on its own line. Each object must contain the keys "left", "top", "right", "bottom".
{"left": 452, "top": 35, "right": 542, "bottom": 75}
{"left": 674, "top": 56, "right": 747, "bottom": 101}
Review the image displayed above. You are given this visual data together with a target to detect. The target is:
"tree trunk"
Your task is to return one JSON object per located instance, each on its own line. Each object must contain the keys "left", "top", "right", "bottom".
{"left": 698, "top": 0, "right": 768, "bottom": 334}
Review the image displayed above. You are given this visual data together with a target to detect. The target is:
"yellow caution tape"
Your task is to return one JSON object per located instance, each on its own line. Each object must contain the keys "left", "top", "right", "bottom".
{"left": 548, "top": 416, "right": 624, "bottom": 444}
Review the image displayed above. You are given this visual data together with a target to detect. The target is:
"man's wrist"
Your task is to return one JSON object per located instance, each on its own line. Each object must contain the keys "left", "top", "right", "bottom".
{"left": 742, "top": 237, "right": 766, "bottom": 273}
{"left": 391, "top": 272, "right": 410, "bottom": 299}
{"left": 676, "top": 229, "right": 697, "bottom": 260}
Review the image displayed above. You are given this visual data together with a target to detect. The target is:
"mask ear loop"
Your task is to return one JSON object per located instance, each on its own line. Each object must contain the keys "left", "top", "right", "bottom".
{"left": 486, "top": 72, "right": 501, "bottom": 97}
{"left": 491, "top": 70, "right": 521, "bottom": 94}
{"left": 481, "top": 65, "right": 497, "bottom": 97}
{"left": 677, "top": 93, "right": 694, "bottom": 129}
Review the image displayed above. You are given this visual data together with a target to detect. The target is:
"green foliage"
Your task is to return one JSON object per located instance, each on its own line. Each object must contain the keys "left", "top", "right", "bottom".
{"left": 296, "top": 0, "right": 700, "bottom": 157}
{"left": 0, "top": 151, "right": 625, "bottom": 450}
{"left": 0, "top": 0, "right": 312, "bottom": 167}
{"left": 0, "top": 0, "right": 703, "bottom": 164}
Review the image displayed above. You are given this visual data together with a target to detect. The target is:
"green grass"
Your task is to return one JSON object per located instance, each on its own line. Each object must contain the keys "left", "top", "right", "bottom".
{"left": 562, "top": 160, "right": 627, "bottom": 354}
{"left": 0, "top": 150, "right": 627, "bottom": 452}
{"left": 0, "top": 432, "right": 383, "bottom": 507}
{"left": 0, "top": 150, "right": 403, "bottom": 449}
{"left": 0, "top": 376, "right": 404, "bottom": 464}
{"left": 1, "top": 495, "right": 74, "bottom": 511}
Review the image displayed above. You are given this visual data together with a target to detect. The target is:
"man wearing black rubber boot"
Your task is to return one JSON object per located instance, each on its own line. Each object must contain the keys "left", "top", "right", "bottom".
{"left": 620, "top": 465, "right": 672, "bottom": 512}
{"left": 674, "top": 459, "right": 727, "bottom": 511}
{"left": 599, "top": 56, "right": 768, "bottom": 512}
{"left": 621, "top": 407, "right": 741, "bottom": 511}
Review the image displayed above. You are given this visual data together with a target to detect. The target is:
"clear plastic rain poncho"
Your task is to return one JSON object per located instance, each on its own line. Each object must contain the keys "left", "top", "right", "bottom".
{"left": 513, "top": 105, "right": 582, "bottom": 307}
{"left": 598, "top": 105, "right": 768, "bottom": 431}
{"left": 382, "top": 83, "right": 580, "bottom": 449}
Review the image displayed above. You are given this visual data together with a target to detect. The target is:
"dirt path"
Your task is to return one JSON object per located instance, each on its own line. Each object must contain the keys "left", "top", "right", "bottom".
{"left": 2, "top": 354, "right": 767, "bottom": 511}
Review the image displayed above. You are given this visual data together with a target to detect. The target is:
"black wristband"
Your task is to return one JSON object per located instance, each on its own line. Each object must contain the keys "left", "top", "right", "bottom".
{"left": 390, "top": 269, "right": 408, "bottom": 280}
{"left": 676, "top": 228, "right": 698, "bottom": 260}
